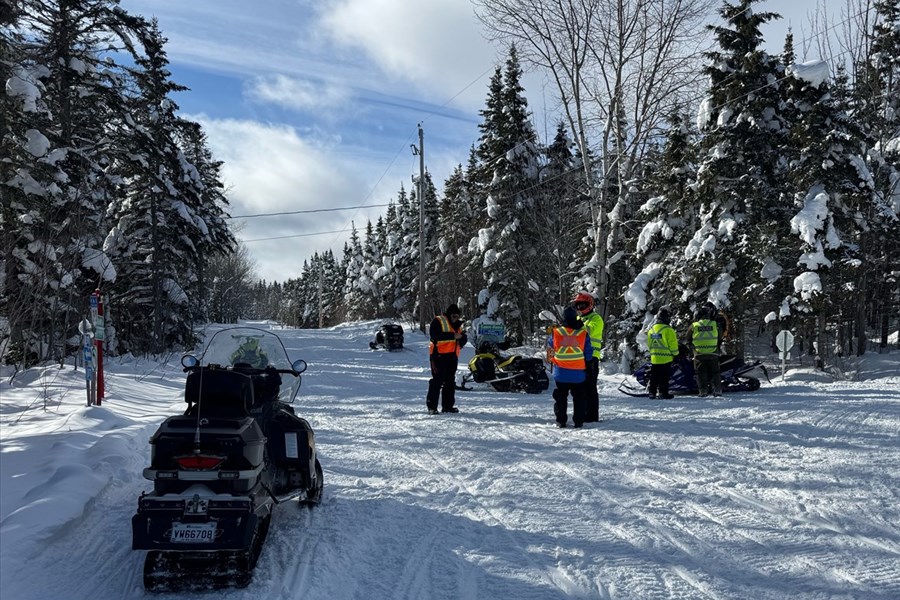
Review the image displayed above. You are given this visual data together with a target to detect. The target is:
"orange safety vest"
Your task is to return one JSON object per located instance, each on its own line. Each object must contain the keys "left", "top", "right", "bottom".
{"left": 551, "top": 327, "right": 587, "bottom": 370}
{"left": 429, "top": 315, "right": 461, "bottom": 356}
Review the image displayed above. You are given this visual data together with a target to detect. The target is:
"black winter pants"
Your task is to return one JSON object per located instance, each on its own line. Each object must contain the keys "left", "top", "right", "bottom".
{"left": 648, "top": 362, "right": 673, "bottom": 398}
{"left": 426, "top": 353, "right": 458, "bottom": 411}
{"left": 553, "top": 381, "right": 587, "bottom": 426}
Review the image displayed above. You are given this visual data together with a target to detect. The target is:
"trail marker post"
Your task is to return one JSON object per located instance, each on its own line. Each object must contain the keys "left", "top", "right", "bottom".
{"left": 775, "top": 330, "right": 795, "bottom": 383}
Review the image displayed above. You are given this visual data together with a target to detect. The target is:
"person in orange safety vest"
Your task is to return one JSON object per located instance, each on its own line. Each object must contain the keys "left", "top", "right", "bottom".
{"left": 426, "top": 304, "right": 468, "bottom": 414}
{"left": 546, "top": 307, "right": 593, "bottom": 428}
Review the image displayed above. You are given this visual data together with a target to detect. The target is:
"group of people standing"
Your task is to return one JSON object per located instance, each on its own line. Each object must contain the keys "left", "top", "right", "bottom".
{"left": 646, "top": 303, "right": 725, "bottom": 399}
{"left": 423, "top": 294, "right": 725, "bottom": 424}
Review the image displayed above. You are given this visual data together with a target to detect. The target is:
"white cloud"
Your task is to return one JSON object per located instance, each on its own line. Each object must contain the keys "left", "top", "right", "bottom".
{"left": 191, "top": 115, "right": 384, "bottom": 281}
{"left": 246, "top": 75, "right": 352, "bottom": 112}
{"left": 319, "top": 0, "right": 497, "bottom": 109}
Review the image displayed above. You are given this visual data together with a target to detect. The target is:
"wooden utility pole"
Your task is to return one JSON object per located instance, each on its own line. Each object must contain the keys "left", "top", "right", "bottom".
{"left": 417, "top": 124, "right": 426, "bottom": 333}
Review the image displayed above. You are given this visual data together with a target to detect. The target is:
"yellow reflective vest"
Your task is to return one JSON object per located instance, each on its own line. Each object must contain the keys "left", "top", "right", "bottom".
{"left": 647, "top": 323, "right": 678, "bottom": 364}
{"left": 691, "top": 319, "right": 719, "bottom": 355}
{"left": 580, "top": 312, "right": 604, "bottom": 360}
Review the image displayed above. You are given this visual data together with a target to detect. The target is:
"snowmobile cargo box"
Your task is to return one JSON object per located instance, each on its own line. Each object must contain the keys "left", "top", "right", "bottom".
{"left": 146, "top": 369, "right": 266, "bottom": 494}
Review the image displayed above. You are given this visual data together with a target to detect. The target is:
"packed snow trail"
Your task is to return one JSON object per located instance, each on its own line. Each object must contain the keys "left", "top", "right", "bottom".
{"left": 1, "top": 321, "right": 899, "bottom": 599}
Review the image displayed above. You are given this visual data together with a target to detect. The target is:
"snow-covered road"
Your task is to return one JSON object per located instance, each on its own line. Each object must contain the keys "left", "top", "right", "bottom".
{"left": 2, "top": 321, "right": 899, "bottom": 599}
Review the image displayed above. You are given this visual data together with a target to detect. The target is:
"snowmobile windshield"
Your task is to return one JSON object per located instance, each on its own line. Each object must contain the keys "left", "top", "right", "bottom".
{"left": 200, "top": 327, "right": 293, "bottom": 370}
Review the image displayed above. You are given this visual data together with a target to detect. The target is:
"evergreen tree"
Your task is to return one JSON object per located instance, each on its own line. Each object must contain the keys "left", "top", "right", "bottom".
{"left": 3, "top": 0, "right": 142, "bottom": 361}
{"left": 690, "top": 0, "right": 786, "bottom": 357}
{"left": 779, "top": 60, "right": 872, "bottom": 367}
{"left": 472, "top": 45, "right": 542, "bottom": 341}
{"left": 621, "top": 111, "right": 699, "bottom": 360}
{"left": 342, "top": 224, "right": 367, "bottom": 320}
{"left": 104, "top": 20, "right": 205, "bottom": 352}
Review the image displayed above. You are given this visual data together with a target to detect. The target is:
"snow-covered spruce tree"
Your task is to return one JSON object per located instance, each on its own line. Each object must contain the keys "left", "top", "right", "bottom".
{"left": 690, "top": 0, "right": 786, "bottom": 358}
{"left": 858, "top": 0, "right": 900, "bottom": 351}
{"left": 1, "top": 2, "right": 68, "bottom": 365}
{"left": 471, "top": 45, "right": 542, "bottom": 342}
{"left": 357, "top": 220, "right": 380, "bottom": 319}
{"left": 342, "top": 224, "right": 369, "bottom": 321}
{"left": 433, "top": 164, "right": 478, "bottom": 318}
{"left": 460, "top": 147, "right": 489, "bottom": 312}
{"left": 621, "top": 111, "right": 699, "bottom": 362}
{"left": 372, "top": 202, "right": 401, "bottom": 318}
{"left": 777, "top": 60, "right": 874, "bottom": 368}
{"left": 318, "top": 249, "right": 344, "bottom": 326}
{"left": 389, "top": 184, "right": 421, "bottom": 319}
{"left": 4, "top": 0, "right": 142, "bottom": 362}
{"left": 104, "top": 20, "right": 209, "bottom": 353}
{"left": 415, "top": 170, "right": 441, "bottom": 319}
{"left": 174, "top": 119, "right": 236, "bottom": 325}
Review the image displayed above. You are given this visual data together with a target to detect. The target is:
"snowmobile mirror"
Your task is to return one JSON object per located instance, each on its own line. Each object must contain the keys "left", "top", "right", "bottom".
{"left": 181, "top": 354, "right": 198, "bottom": 369}
{"left": 291, "top": 359, "right": 308, "bottom": 374}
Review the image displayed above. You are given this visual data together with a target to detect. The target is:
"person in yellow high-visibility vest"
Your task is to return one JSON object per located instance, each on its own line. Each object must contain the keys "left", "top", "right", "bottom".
{"left": 546, "top": 307, "right": 593, "bottom": 428}
{"left": 574, "top": 292, "right": 604, "bottom": 422}
{"left": 688, "top": 304, "right": 723, "bottom": 397}
{"left": 646, "top": 308, "right": 679, "bottom": 399}
{"left": 426, "top": 304, "right": 467, "bottom": 414}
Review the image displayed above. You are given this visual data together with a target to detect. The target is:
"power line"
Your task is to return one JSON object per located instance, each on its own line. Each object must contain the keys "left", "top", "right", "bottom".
{"left": 241, "top": 228, "right": 353, "bottom": 243}
{"left": 228, "top": 203, "right": 390, "bottom": 220}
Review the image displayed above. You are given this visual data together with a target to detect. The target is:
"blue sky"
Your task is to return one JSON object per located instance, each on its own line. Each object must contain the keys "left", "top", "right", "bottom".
{"left": 119, "top": 0, "right": 825, "bottom": 283}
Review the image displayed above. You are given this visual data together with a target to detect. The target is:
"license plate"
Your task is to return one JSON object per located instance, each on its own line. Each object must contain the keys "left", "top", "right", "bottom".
{"left": 170, "top": 521, "right": 217, "bottom": 543}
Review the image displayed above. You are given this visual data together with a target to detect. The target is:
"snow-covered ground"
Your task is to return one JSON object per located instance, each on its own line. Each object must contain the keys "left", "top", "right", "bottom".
{"left": 1, "top": 321, "right": 899, "bottom": 599}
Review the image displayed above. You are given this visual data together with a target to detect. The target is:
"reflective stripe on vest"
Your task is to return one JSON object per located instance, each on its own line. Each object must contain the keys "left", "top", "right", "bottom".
{"left": 552, "top": 327, "right": 587, "bottom": 370}
{"left": 648, "top": 323, "right": 676, "bottom": 362}
{"left": 692, "top": 320, "right": 719, "bottom": 354}
{"left": 430, "top": 315, "right": 460, "bottom": 356}
{"left": 581, "top": 312, "right": 603, "bottom": 359}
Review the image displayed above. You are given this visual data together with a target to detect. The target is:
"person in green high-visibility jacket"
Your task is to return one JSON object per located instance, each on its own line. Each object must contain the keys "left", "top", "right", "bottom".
{"left": 688, "top": 304, "right": 723, "bottom": 397}
{"left": 574, "top": 292, "right": 604, "bottom": 422}
{"left": 646, "top": 308, "right": 679, "bottom": 399}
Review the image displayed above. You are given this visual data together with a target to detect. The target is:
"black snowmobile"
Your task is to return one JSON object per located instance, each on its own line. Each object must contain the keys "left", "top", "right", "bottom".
{"left": 132, "top": 327, "right": 323, "bottom": 592}
{"left": 368, "top": 323, "right": 404, "bottom": 351}
{"left": 457, "top": 341, "right": 550, "bottom": 394}
{"left": 618, "top": 345, "right": 769, "bottom": 397}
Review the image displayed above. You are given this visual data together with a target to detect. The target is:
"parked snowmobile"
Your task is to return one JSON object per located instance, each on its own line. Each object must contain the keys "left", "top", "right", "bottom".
{"left": 619, "top": 346, "right": 769, "bottom": 397}
{"left": 132, "top": 327, "right": 323, "bottom": 592}
{"left": 368, "top": 323, "right": 404, "bottom": 351}
{"left": 457, "top": 341, "right": 550, "bottom": 394}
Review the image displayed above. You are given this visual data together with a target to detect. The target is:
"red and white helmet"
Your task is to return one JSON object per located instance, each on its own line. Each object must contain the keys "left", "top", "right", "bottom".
{"left": 573, "top": 292, "right": 594, "bottom": 315}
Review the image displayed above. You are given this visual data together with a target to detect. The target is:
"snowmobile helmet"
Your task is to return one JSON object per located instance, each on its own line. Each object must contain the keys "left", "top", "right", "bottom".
{"left": 573, "top": 292, "right": 594, "bottom": 315}
{"left": 656, "top": 308, "right": 671, "bottom": 324}
{"left": 563, "top": 307, "right": 580, "bottom": 328}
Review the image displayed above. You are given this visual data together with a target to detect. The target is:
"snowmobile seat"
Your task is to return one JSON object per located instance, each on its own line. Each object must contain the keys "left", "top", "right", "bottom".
{"left": 184, "top": 369, "right": 254, "bottom": 418}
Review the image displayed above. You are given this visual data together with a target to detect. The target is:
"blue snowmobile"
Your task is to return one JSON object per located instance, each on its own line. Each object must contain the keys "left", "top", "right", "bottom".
{"left": 619, "top": 346, "right": 769, "bottom": 397}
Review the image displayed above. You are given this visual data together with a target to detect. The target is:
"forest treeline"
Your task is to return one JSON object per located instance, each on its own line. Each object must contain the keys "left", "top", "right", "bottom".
{"left": 2, "top": 0, "right": 898, "bottom": 371}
